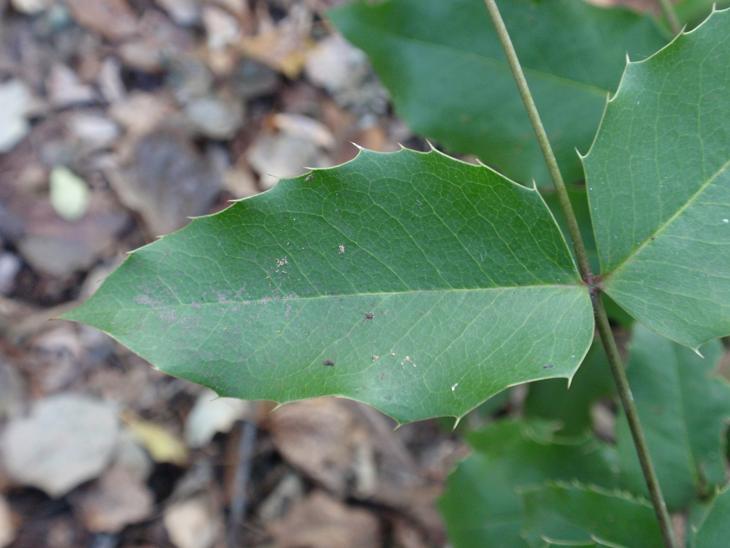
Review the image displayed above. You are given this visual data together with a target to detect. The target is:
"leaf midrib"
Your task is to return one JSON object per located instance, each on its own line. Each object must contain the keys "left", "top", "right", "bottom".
{"left": 604, "top": 157, "right": 730, "bottom": 280}
{"left": 101, "top": 283, "right": 584, "bottom": 311}
{"left": 351, "top": 20, "right": 608, "bottom": 99}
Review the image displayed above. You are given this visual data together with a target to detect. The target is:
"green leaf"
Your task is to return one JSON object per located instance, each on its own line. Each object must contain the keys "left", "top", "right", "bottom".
{"left": 438, "top": 421, "right": 619, "bottom": 548}
{"left": 675, "top": 1, "right": 730, "bottom": 26}
{"left": 616, "top": 326, "right": 730, "bottom": 511}
{"left": 330, "top": 0, "right": 666, "bottom": 185}
{"left": 64, "top": 149, "right": 594, "bottom": 423}
{"left": 691, "top": 487, "right": 730, "bottom": 548}
{"left": 522, "top": 483, "right": 663, "bottom": 548}
{"left": 584, "top": 9, "right": 730, "bottom": 348}
{"left": 525, "top": 342, "right": 614, "bottom": 436}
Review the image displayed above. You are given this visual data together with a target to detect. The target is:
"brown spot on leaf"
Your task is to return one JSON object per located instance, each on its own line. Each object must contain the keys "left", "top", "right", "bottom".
{"left": 322, "top": 359, "right": 335, "bottom": 367}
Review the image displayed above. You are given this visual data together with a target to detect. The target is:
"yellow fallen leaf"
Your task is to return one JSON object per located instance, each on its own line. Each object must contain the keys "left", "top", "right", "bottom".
{"left": 123, "top": 414, "right": 187, "bottom": 466}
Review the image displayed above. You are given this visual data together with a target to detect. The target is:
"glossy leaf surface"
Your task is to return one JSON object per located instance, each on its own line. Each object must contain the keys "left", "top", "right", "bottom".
{"left": 584, "top": 10, "right": 730, "bottom": 347}
{"left": 65, "top": 149, "right": 593, "bottom": 423}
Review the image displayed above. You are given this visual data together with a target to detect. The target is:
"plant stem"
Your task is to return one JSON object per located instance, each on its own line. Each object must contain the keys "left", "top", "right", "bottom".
{"left": 482, "top": 0, "right": 592, "bottom": 281}
{"left": 482, "top": 1, "right": 677, "bottom": 546}
{"left": 658, "top": 0, "right": 682, "bottom": 34}
{"left": 593, "top": 297, "right": 676, "bottom": 548}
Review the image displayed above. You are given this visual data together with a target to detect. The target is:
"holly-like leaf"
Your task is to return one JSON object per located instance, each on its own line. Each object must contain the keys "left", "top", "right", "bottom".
{"left": 584, "top": 9, "right": 730, "bottom": 348}
{"left": 64, "top": 149, "right": 593, "bottom": 423}
{"left": 691, "top": 487, "right": 730, "bottom": 547}
{"left": 676, "top": 0, "right": 730, "bottom": 26}
{"left": 439, "top": 421, "right": 619, "bottom": 547}
{"left": 521, "top": 483, "right": 663, "bottom": 548}
{"left": 525, "top": 342, "right": 614, "bottom": 436}
{"left": 616, "top": 326, "right": 730, "bottom": 510}
{"left": 330, "top": 0, "right": 666, "bottom": 185}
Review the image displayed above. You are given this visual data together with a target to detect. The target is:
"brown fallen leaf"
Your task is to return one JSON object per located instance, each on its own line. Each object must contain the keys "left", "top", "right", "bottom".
{"left": 75, "top": 464, "right": 154, "bottom": 533}
{"left": 239, "top": 6, "right": 314, "bottom": 78}
{"left": 65, "top": 0, "right": 138, "bottom": 41}
{"left": 109, "top": 131, "right": 222, "bottom": 235}
{"left": 0, "top": 496, "right": 15, "bottom": 548}
{"left": 268, "top": 491, "right": 380, "bottom": 548}
{"left": 268, "top": 398, "right": 371, "bottom": 497}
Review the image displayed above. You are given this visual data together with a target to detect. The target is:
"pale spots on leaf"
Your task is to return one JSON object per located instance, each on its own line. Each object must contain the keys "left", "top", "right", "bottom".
{"left": 338, "top": 243, "right": 346, "bottom": 254}
{"left": 451, "top": 383, "right": 459, "bottom": 392}
{"left": 134, "top": 294, "right": 158, "bottom": 306}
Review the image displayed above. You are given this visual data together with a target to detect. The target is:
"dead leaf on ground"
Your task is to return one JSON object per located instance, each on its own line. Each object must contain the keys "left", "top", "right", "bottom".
{"left": 268, "top": 491, "right": 380, "bottom": 548}
{"left": 109, "top": 131, "right": 222, "bottom": 235}
{"left": 65, "top": 0, "right": 138, "bottom": 41}
{"left": 239, "top": 6, "right": 314, "bottom": 78}
{"left": 0, "top": 394, "right": 119, "bottom": 497}
{"left": 125, "top": 414, "right": 188, "bottom": 466}
{"left": 0, "top": 496, "right": 15, "bottom": 548}
{"left": 185, "top": 389, "right": 253, "bottom": 449}
{"left": 164, "top": 495, "right": 223, "bottom": 548}
{"left": 75, "top": 463, "right": 154, "bottom": 533}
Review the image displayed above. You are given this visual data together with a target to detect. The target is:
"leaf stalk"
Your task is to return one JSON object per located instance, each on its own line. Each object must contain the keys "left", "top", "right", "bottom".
{"left": 658, "top": 0, "right": 682, "bottom": 34}
{"left": 482, "top": 1, "right": 677, "bottom": 546}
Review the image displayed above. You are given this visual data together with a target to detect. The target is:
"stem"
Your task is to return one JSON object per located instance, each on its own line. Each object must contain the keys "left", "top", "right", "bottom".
{"left": 482, "top": 1, "right": 677, "bottom": 546}
{"left": 593, "top": 298, "right": 676, "bottom": 548}
{"left": 482, "top": 0, "right": 592, "bottom": 281}
{"left": 658, "top": 0, "right": 682, "bottom": 35}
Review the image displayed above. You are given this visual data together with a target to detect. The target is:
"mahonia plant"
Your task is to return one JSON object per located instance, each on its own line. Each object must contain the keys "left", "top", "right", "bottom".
{"left": 66, "top": 1, "right": 730, "bottom": 546}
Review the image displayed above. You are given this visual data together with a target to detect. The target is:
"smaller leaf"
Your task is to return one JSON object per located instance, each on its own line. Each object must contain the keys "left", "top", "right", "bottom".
{"left": 522, "top": 483, "right": 663, "bottom": 548}
{"left": 439, "top": 421, "right": 619, "bottom": 548}
{"left": 525, "top": 343, "right": 614, "bottom": 436}
{"left": 616, "top": 326, "right": 730, "bottom": 510}
{"left": 690, "top": 487, "right": 730, "bottom": 548}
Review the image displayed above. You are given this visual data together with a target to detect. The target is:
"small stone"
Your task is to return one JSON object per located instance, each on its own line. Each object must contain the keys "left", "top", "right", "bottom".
{"left": 164, "top": 496, "right": 222, "bottom": 548}
{"left": 202, "top": 6, "right": 239, "bottom": 50}
{"left": 11, "top": 0, "right": 50, "bottom": 14}
{"left": 184, "top": 95, "right": 244, "bottom": 140}
{"left": 47, "top": 64, "right": 96, "bottom": 108}
{"left": 1, "top": 394, "right": 119, "bottom": 497}
{"left": 0, "top": 80, "right": 32, "bottom": 153}
{"left": 184, "top": 389, "right": 252, "bottom": 448}
{"left": 154, "top": 0, "right": 200, "bottom": 25}
{"left": 0, "top": 253, "right": 20, "bottom": 295}
{"left": 305, "top": 35, "right": 368, "bottom": 94}
{"left": 230, "top": 59, "right": 279, "bottom": 100}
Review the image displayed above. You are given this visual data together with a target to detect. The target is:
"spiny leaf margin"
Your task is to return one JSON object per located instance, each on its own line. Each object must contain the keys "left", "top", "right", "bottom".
{"left": 65, "top": 146, "right": 594, "bottom": 424}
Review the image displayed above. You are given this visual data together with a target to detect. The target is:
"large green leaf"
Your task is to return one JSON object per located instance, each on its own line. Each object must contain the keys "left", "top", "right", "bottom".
{"left": 65, "top": 149, "right": 593, "bottom": 423}
{"left": 616, "top": 326, "right": 730, "bottom": 510}
{"left": 583, "top": 9, "right": 730, "bottom": 348}
{"left": 521, "top": 483, "right": 663, "bottom": 547}
{"left": 676, "top": 1, "right": 730, "bottom": 26}
{"left": 691, "top": 487, "right": 730, "bottom": 547}
{"left": 330, "top": 0, "right": 666, "bottom": 185}
{"left": 438, "top": 421, "right": 619, "bottom": 548}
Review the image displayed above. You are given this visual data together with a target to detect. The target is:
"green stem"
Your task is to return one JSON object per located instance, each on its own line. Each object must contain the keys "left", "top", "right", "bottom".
{"left": 593, "top": 298, "right": 676, "bottom": 548}
{"left": 658, "top": 0, "right": 682, "bottom": 34}
{"left": 482, "top": 1, "right": 677, "bottom": 546}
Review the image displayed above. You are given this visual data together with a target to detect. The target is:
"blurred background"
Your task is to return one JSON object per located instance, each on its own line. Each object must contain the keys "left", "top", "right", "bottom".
{"left": 0, "top": 1, "right": 464, "bottom": 547}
